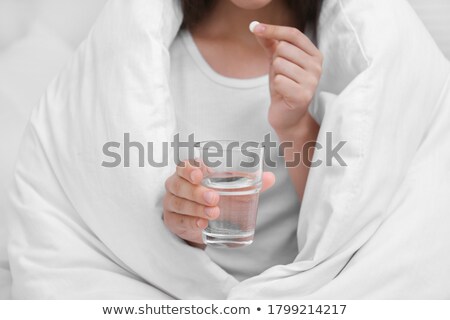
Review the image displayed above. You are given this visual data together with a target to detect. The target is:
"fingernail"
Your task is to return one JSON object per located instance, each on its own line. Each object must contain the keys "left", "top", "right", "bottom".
{"left": 203, "top": 191, "right": 217, "bottom": 205}
{"left": 204, "top": 207, "right": 218, "bottom": 218}
{"left": 190, "top": 170, "right": 198, "bottom": 183}
{"left": 254, "top": 23, "right": 266, "bottom": 33}
{"left": 197, "top": 219, "right": 208, "bottom": 229}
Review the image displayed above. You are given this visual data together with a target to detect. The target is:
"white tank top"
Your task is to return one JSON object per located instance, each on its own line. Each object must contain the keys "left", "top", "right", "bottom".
{"left": 169, "top": 30, "right": 300, "bottom": 281}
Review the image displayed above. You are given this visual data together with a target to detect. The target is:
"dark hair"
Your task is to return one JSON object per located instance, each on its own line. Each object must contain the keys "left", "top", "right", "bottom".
{"left": 181, "top": 0, "right": 323, "bottom": 39}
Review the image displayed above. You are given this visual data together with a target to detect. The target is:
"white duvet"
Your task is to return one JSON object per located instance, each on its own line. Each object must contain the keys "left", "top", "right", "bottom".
{"left": 6, "top": 0, "right": 450, "bottom": 299}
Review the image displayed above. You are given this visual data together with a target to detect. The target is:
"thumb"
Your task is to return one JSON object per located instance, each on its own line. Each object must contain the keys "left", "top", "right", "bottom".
{"left": 260, "top": 172, "right": 276, "bottom": 193}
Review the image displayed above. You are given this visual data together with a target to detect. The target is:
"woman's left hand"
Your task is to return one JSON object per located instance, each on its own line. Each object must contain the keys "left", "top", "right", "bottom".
{"left": 252, "top": 23, "right": 323, "bottom": 134}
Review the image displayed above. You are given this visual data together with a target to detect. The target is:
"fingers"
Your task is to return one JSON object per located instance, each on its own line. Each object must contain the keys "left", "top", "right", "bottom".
{"left": 164, "top": 169, "right": 275, "bottom": 245}
{"left": 163, "top": 193, "right": 220, "bottom": 219}
{"left": 274, "top": 40, "right": 309, "bottom": 69}
{"left": 270, "top": 51, "right": 320, "bottom": 106}
{"left": 252, "top": 24, "right": 323, "bottom": 93}
{"left": 272, "top": 74, "right": 316, "bottom": 110}
{"left": 163, "top": 210, "right": 207, "bottom": 244}
{"left": 274, "top": 41, "right": 321, "bottom": 74}
{"left": 254, "top": 33, "right": 278, "bottom": 58}
{"left": 272, "top": 56, "right": 318, "bottom": 93}
{"left": 164, "top": 210, "right": 208, "bottom": 230}
{"left": 272, "top": 56, "right": 307, "bottom": 85}
{"left": 164, "top": 161, "right": 220, "bottom": 245}
{"left": 253, "top": 23, "right": 320, "bottom": 57}
{"left": 166, "top": 172, "right": 219, "bottom": 206}
{"left": 176, "top": 160, "right": 204, "bottom": 185}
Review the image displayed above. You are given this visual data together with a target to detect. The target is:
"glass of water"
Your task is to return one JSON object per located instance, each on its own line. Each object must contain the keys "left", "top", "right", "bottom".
{"left": 194, "top": 140, "right": 264, "bottom": 248}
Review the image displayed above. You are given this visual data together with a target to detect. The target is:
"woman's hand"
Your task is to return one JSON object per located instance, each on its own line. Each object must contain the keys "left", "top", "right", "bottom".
{"left": 251, "top": 23, "right": 322, "bottom": 199}
{"left": 252, "top": 23, "right": 323, "bottom": 135}
{"left": 163, "top": 161, "right": 275, "bottom": 247}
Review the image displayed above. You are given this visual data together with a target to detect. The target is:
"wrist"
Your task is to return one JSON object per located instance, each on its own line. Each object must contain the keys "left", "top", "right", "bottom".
{"left": 275, "top": 111, "right": 319, "bottom": 170}
{"left": 275, "top": 111, "right": 319, "bottom": 142}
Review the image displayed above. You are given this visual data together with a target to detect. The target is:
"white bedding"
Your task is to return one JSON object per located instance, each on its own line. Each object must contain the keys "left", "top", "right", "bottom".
{"left": 5, "top": 0, "right": 450, "bottom": 299}
{"left": 230, "top": 0, "right": 450, "bottom": 298}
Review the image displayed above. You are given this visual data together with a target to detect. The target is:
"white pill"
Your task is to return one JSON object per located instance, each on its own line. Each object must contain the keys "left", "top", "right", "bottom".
{"left": 249, "top": 21, "right": 260, "bottom": 33}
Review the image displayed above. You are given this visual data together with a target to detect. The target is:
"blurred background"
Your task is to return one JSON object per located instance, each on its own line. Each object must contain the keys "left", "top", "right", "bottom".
{"left": 0, "top": 0, "right": 107, "bottom": 299}
{"left": 0, "top": 0, "right": 449, "bottom": 299}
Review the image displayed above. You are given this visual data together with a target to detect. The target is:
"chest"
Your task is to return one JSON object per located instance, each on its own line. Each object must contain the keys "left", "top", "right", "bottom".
{"left": 192, "top": 35, "right": 269, "bottom": 79}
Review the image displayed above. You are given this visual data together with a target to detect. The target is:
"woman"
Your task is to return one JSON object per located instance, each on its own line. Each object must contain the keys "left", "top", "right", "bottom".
{"left": 163, "top": 0, "right": 323, "bottom": 280}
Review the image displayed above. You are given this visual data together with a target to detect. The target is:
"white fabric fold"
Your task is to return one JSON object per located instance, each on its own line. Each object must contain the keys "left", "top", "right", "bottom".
{"left": 7, "top": 0, "right": 237, "bottom": 299}
{"left": 229, "top": 0, "right": 450, "bottom": 299}
{"left": 6, "top": 0, "right": 450, "bottom": 299}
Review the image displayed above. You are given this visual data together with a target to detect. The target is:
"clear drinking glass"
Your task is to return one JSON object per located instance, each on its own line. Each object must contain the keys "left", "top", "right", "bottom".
{"left": 194, "top": 140, "right": 264, "bottom": 248}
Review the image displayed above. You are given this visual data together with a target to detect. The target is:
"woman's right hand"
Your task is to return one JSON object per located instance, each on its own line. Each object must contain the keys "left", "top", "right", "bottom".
{"left": 163, "top": 161, "right": 220, "bottom": 246}
{"left": 163, "top": 161, "right": 276, "bottom": 247}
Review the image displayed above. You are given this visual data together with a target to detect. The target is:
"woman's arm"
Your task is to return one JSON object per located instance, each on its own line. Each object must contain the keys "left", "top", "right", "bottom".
{"left": 252, "top": 22, "right": 322, "bottom": 199}
{"left": 276, "top": 112, "right": 319, "bottom": 199}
